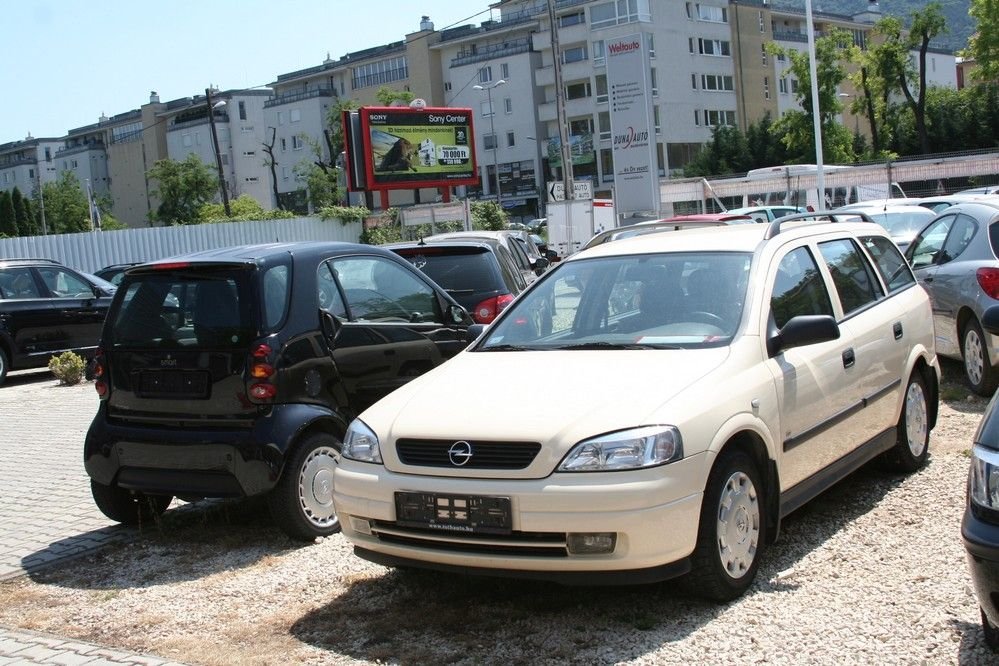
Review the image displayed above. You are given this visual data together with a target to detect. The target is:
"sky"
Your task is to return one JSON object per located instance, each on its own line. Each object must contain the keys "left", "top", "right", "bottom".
{"left": 0, "top": 0, "right": 496, "bottom": 145}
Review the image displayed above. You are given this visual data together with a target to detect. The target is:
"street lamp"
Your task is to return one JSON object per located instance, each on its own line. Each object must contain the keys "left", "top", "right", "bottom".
{"left": 473, "top": 79, "right": 506, "bottom": 208}
{"left": 204, "top": 87, "right": 232, "bottom": 217}
{"left": 805, "top": 0, "right": 825, "bottom": 210}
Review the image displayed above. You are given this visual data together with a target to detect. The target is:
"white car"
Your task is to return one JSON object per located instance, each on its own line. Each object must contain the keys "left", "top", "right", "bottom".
{"left": 334, "top": 219, "right": 940, "bottom": 600}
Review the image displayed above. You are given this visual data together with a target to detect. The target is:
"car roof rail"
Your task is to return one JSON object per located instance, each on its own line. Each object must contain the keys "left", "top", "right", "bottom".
{"left": 763, "top": 211, "right": 876, "bottom": 240}
{"left": 0, "top": 257, "right": 63, "bottom": 265}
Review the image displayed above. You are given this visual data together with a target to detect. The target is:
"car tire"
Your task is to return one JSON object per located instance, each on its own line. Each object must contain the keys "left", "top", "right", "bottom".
{"left": 90, "top": 480, "right": 172, "bottom": 526}
{"left": 684, "top": 450, "right": 765, "bottom": 602}
{"left": 0, "top": 346, "right": 8, "bottom": 386}
{"left": 268, "top": 432, "right": 342, "bottom": 542}
{"left": 880, "top": 371, "right": 930, "bottom": 473}
{"left": 983, "top": 608, "right": 999, "bottom": 651}
{"left": 963, "top": 318, "right": 999, "bottom": 397}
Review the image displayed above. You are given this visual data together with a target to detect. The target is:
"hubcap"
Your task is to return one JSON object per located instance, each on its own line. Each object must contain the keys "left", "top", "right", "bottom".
{"left": 966, "top": 328, "right": 985, "bottom": 386}
{"left": 716, "top": 470, "right": 760, "bottom": 580}
{"left": 905, "top": 381, "right": 928, "bottom": 457}
{"left": 298, "top": 446, "right": 339, "bottom": 528}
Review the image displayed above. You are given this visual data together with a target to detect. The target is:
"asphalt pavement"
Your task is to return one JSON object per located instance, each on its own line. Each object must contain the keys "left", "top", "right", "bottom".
{"left": 0, "top": 369, "right": 187, "bottom": 665}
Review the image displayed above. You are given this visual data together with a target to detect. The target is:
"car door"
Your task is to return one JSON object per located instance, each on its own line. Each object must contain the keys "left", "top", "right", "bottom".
{"left": 321, "top": 254, "right": 469, "bottom": 414}
{"left": 0, "top": 266, "right": 63, "bottom": 362}
{"left": 35, "top": 265, "right": 109, "bottom": 354}
{"left": 765, "top": 245, "right": 858, "bottom": 490}
{"left": 906, "top": 214, "right": 962, "bottom": 357}
{"left": 922, "top": 213, "right": 980, "bottom": 355}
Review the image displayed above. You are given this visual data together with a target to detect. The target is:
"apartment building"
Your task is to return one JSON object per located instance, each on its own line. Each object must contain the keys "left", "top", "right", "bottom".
{"left": 0, "top": 135, "right": 62, "bottom": 202}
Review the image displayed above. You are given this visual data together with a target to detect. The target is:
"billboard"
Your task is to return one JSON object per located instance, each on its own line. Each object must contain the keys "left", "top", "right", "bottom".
{"left": 355, "top": 106, "right": 479, "bottom": 191}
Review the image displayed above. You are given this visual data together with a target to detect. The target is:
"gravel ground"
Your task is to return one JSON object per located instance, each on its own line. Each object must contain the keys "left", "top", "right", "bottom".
{"left": 0, "top": 364, "right": 994, "bottom": 665}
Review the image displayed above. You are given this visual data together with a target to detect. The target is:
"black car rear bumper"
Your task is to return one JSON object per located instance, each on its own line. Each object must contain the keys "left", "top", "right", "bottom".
{"left": 84, "top": 402, "right": 345, "bottom": 497}
{"left": 963, "top": 505, "right": 999, "bottom": 626}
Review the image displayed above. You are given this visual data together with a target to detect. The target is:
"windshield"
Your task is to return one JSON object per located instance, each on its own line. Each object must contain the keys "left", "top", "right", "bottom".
{"left": 478, "top": 252, "right": 752, "bottom": 351}
{"left": 871, "top": 210, "right": 934, "bottom": 238}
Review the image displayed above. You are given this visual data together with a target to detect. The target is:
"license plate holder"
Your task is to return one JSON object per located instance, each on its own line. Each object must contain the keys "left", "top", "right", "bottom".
{"left": 395, "top": 492, "right": 512, "bottom": 535}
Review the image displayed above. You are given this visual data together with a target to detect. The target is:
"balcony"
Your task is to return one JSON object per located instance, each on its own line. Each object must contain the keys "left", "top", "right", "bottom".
{"left": 772, "top": 30, "right": 808, "bottom": 43}
{"left": 538, "top": 101, "right": 557, "bottom": 123}
{"left": 535, "top": 65, "right": 555, "bottom": 87}
{"left": 168, "top": 112, "right": 228, "bottom": 132}
{"left": 450, "top": 38, "right": 531, "bottom": 68}
{"left": 56, "top": 142, "right": 105, "bottom": 157}
{"left": 265, "top": 87, "right": 336, "bottom": 108}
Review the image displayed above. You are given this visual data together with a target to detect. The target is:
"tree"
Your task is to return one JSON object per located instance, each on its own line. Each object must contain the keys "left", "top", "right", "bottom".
{"left": 20, "top": 196, "right": 38, "bottom": 236}
{"left": 966, "top": 0, "right": 999, "bottom": 82}
{"left": 375, "top": 87, "right": 416, "bottom": 107}
{"left": 767, "top": 29, "right": 855, "bottom": 164}
{"left": 0, "top": 191, "right": 16, "bottom": 237}
{"left": 470, "top": 201, "right": 507, "bottom": 230}
{"left": 199, "top": 194, "right": 295, "bottom": 222}
{"left": 147, "top": 154, "right": 218, "bottom": 225}
{"left": 295, "top": 98, "right": 359, "bottom": 211}
{"left": 262, "top": 127, "right": 283, "bottom": 210}
{"left": 11, "top": 187, "right": 37, "bottom": 236}
{"left": 684, "top": 125, "right": 751, "bottom": 177}
{"left": 41, "top": 172, "right": 91, "bottom": 234}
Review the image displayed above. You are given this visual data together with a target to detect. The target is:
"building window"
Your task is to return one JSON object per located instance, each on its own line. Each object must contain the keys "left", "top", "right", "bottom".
{"left": 651, "top": 68, "right": 658, "bottom": 96}
{"left": 290, "top": 109, "right": 301, "bottom": 123}
{"left": 292, "top": 135, "right": 304, "bottom": 150}
{"left": 700, "top": 74, "right": 734, "bottom": 91}
{"left": 481, "top": 99, "right": 495, "bottom": 117}
{"left": 238, "top": 101, "right": 247, "bottom": 121}
{"left": 282, "top": 166, "right": 289, "bottom": 181}
{"left": 696, "top": 4, "right": 727, "bottom": 23}
{"left": 479, "top": 66, "right": 493, "bottom": 83}
{"left": 483, "top": 134, "right": 497, "bottom": 150}
{"left": 501, "top": 63, "right": 510, "bottom": 78}
{"left": 790, "top": 78, "right": 799, "bottom": 94}
{"left": 593, "top": 40, "right": 606, "bottom": 66}
{"left": 565, "top": 81, "right": 592, "bottom": 100}
{"left": 561, "top": 45, "right": 588, "bottom": 64}
{"left": 759, "top": 11, "right": 765, "bottom": 32}
{"left": 598, "top": 111, "right": 611, "bottom": 140}
{"left": 444, "top": 81, "right": 452, "bottom": 92}
{"left": 648, "top": 35, "right": 655, "bottom": 58}
{"left": 596, "top": 74, "right": 608, "bottom": 103}
{"left": 242, "top": 150, "right": 256, "bottom": 157}
{"left": 590, "top": 0, "right": 650, "bottom": 29}
{"left": 762, "top": 44, "right": 768, "bottom": 65}
{"left": 764, "top": 77, "right": 770, "bottom": 99}
{"left": 698, "top": 38, "right": 731, "bottom": 56}
{"left": 852, "top": 29, "right": 866, "bottom": 49}
{"left": 245, "top": 177, "right": 259, "bottom": 183}
{"left": 28, "top": 168, "right": 34, "bottom": 179}
{"left": 278, "top": 111, "right": 285, "bottom": 125}
{"left": 779, "top": 77, "right": 788, "bottom": 94}
{"left": 654, "top": 105, "right": 661, "bottom": 133}
{"left": 600, "top": 148, "right": 614, "bottom": 181}
{"left": 281, "top": 138, "right": 287, "bottom": 151}
{"left": 507, "top": 132, "right": 515, "bottom": 147}
{"left": 44, "top": 148, "right": 51, "bottom": 161}
{"left": 694, "top": 109, "right": 700, "bottom": 126}
{"left": 559, "top": 11, "right": 585, "bottom": 27}
{"left": 351, "top": 56, "right": 408, "bottom": 89}
{"left": 703, "top": 109, "right": 736, "bottom": 127}
{"left": 504, "top": 97, "right": 513, "bottom": 114}
{"left": 182, "top": 133, "right": 193, "bottom": 147}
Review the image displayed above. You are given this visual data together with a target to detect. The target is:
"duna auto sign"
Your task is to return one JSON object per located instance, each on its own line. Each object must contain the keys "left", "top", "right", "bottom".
{"left": 613, "top": 126, "right": 650, "bottom": 149}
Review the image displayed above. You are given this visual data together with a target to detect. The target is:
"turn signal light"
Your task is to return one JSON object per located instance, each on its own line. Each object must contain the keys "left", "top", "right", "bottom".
{"left": 250, "top": 363, "right": 275, "bottom": 379}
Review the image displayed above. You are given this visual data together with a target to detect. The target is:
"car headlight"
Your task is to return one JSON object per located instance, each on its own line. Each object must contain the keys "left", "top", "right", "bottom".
{"left": 558, "top": 426, "right": 683, "bottom": 472}
{"left": 970, "top": 444, "right": 999, "bottom": 520}
{"left": 343, "top": 419, "right": 383, "bottom": 464}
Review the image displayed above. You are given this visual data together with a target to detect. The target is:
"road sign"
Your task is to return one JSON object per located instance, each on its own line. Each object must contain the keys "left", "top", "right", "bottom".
{"left": 548, "top": 181, "right": 593, "bottom": 202}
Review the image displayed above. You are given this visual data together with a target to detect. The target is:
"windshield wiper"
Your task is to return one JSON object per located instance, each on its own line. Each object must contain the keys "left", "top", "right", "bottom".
{"left": 479, "top": 344, "right": 534, "bottom": 351}
{"left": 555, "top": 341, "right": 674, "bottom": 350}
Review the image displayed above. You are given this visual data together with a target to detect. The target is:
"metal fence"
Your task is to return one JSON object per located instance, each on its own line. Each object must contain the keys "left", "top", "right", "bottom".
{"left": 0, "top": 216, "right": 363, "bottom": 274}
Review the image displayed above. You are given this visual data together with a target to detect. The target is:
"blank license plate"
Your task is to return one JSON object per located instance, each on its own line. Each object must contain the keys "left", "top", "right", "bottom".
{"left": 395, "top": 492, "right": 512, "bottom": 535}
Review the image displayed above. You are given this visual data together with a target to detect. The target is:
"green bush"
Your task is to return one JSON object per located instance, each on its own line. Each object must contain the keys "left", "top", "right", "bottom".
{"left": 49, "top": 351, "right": 87, "bottom": 385}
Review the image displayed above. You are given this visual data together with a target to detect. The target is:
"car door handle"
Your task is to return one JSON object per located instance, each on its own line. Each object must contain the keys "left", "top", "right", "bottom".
{"left": 842, "top": 348, "right": 856, "bottom": 369}
{"left": 893, "top": 322, "right": 903, "bottom": 340}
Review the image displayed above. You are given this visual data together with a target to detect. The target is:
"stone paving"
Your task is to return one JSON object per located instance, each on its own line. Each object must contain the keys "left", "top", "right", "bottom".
{"left": 0, "top": 370, "right": 186, "bottom": 665}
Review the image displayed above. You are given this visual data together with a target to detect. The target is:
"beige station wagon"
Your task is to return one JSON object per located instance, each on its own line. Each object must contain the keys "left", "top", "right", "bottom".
{"left": 334, "top": 219, "right": 940, "bottom": 600}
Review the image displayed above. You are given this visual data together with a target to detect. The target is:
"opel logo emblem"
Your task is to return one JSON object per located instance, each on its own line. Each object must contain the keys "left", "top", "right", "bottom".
{"left": 448, "top": 441, "right": 473, "bottom": 466}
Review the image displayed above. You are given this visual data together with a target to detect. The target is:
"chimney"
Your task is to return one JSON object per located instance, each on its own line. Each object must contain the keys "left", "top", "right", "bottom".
{"left": 149, "top": 90, "right": 160, "bottom": 103}
{"left": 420, "top": 15, "right": 433, "bottom": 31}
{"left": 99, "top": 112, "right": 109, "bottom": 123}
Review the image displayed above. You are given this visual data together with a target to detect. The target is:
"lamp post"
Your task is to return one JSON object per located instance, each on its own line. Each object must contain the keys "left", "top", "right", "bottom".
{"left": 473, "top": 79, "right": 506, "bottom": 208}
{"left": 204, "top": 87, "right": 232, "bottom": 217}
{"left": 805, "top": 0, "right": 825, "bottom": 210}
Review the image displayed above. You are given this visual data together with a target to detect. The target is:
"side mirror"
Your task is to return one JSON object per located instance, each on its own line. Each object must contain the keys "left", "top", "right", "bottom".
{"left": 449, "top": 304, "right": 470, "bottom": 325}
{"left": 532, "top": 257, "right": 550, "bottom": 274}
{"left": 768, "top": 315, "right": 840, "bottom": 356}
{"left": 319, "top": 310, "right": 342, "bottom": 340}
{"left": 545, "top": 250, "right": 560, "bottom": 262}
{"left": 983, "top": 305, "right": 999, "bottom": 336}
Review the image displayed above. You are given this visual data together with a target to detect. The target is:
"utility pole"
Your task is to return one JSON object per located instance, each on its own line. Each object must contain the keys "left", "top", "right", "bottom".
{"left": 205, "top": 87, "right": 232, "bottom": 217}
{"left": 548, "top": 0, "right": 574, "bottom": 250}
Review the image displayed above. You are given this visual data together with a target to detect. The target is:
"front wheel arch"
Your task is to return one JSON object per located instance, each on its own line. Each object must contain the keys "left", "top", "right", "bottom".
{"left": 711, "top": 431, "right": 779, "bottom": 547}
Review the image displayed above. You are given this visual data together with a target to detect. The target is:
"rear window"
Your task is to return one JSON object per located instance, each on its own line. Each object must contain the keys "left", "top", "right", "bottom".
{"left": 394, "top": 248, "right": 500, "bottom": 293}
{"left": 109, "top": 271, "right": 256, "bottom": 349}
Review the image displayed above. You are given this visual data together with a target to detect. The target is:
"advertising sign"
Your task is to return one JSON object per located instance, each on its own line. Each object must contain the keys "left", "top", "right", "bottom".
{"left": 606, "top": 34, "right": 660, "bottom": 216}
{"left": 360, "top": 106, "right": 479, "bottom": 190}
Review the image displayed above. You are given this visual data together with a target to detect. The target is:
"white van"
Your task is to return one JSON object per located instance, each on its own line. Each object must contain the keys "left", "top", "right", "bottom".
{"left": 745, "top": 164, "right": 906, "bottom": 210}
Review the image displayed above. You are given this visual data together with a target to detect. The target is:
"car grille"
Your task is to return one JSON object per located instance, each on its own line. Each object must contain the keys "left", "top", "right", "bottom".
{"left": 370, "top": 521, "right": 568, "bottom": 557}
{"left": 395, "top": 438, "right": 542, "bottom": 469}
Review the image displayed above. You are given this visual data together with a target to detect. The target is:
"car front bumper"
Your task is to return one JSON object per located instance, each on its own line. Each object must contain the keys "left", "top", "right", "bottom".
{"left": 963, "top": 504, "right": 999, "bottom": 626}
{"left": 333, "top": 453, "right": 706, "bottom": 582}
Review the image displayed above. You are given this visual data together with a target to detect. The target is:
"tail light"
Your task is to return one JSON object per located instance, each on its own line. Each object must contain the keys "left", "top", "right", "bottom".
{"left": 472, "top": 293, "right": 515, "bottom": 325}
{"left": 248, "top": 343, "right": 277, "bottom": 402}
{"left": 977, "top": 268, "right": 999, "bottom": 300}
{"left": 92, "top": 349, "right": 108, "bottom": 400}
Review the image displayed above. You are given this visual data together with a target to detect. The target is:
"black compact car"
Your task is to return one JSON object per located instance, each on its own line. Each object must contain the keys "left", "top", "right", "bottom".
{"left": 84, "top": 242, "right": 473, "bottom": 540}
{"left": 94, "top": 262, "right": 143, "bottom": 286}
{"left": 384, "top": 239, "right": 528, "bottom": 324}
{"left": 964, "top": 304, "right": 999, "bottom": 651}
{"left": 0, "top": 258, "right": 115, "bottom": 385}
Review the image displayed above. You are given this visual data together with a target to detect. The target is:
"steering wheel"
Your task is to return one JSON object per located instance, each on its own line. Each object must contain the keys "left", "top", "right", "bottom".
{"left": 687, "top": 311, "right": 726, "bottom": 328}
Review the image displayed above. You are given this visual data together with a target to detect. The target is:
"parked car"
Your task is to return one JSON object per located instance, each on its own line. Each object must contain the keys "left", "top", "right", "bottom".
{"left": 424, "top": 230, "right": 549, "bottom": 280}
{"left": 0, "top": 258, "right": 115, "bottom": 385}
{"left": 83, "top": 242, "right": 474, "bottom": 541}
{"left": 582, "top": 214, "right": 752, "bottom": 250}
{"left": 80, "top": 272, "right": 118, "bottom": 297}
{"left": 831, "top": 203, "right": 936, "bottom": 250}
{"left": 384, "top": 239, "right": 528, "bottom": 324}
{"left": 725, "top": 205, "right": 805, "bottom": 224}
{"left": 913, "top": 194, "right": 990, "bottom": 214}
{"left": 958, "top": 186, "right": 999, "bottom": 196}
{"left": 964, "top": 305, "right": 999, "bottom": 652}
{"left": 905, "top": 200, "right": 999, "bottom": 395}
{"left": 334, "top": 218, "right": 939, "bottom": 599}
{"left": 94, "top": 262, "right": 143, "bottom": 286}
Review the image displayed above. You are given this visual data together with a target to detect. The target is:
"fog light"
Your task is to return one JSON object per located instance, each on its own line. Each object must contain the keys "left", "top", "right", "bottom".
{"left": 349, "top": 516, "right": 372, "bottom": 535}
{"left": 567, "top": 532, "right": 616, "bottom": 555}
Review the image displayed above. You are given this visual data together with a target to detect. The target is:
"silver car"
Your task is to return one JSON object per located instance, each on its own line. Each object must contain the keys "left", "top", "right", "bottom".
{"left": 832, "top": 203, "right": 936, "bottom": 251}
{"left": 905, "top": 200, "right": 999, "bottom": 395}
